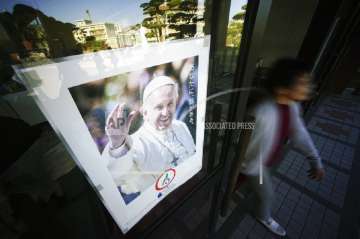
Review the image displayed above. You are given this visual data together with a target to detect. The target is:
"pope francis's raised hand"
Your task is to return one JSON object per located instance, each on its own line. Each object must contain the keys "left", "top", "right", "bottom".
{"left": 105, "top": 103, "right": 139, "bottom": 149}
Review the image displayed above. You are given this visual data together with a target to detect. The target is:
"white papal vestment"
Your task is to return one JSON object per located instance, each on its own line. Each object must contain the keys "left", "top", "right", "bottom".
{"left": 102, "top": 120, "right": 196, "bottom": 194}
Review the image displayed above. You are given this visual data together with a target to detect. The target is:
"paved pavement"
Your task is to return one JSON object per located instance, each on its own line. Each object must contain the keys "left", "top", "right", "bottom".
{"left": 226, "top": 93, "right": 360, "bottom": 239}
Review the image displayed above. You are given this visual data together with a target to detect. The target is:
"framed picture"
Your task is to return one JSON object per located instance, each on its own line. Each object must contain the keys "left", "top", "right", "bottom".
{"left": 15, "top": 36, "right": 210, "bottom": 233}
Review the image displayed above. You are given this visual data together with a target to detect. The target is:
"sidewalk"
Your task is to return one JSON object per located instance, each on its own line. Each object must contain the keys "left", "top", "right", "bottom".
{"left": 222, "top": 93, "right": 360, "bottom": 239}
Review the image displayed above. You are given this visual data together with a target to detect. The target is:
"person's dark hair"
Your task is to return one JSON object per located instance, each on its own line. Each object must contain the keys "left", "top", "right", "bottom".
{"left": 265, "top": 58, "right": 311, "bottom": 95}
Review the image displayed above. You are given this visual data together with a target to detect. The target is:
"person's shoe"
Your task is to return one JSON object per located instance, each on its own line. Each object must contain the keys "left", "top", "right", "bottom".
{"left": 256, "top": 217, "right": 286, "bottom": 237}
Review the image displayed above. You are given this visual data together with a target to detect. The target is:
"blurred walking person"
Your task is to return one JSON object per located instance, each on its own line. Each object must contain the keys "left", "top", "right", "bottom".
{"left": 238, "top": 58, "right": 325, "bottom": 236}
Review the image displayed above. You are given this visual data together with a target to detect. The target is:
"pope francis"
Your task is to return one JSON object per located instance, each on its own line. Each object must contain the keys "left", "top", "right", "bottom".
{"left": 102, "top": 76, "right": 196, "bottom": 204}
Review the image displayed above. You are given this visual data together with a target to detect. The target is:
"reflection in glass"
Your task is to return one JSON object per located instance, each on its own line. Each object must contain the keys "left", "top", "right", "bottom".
{"left": 212, "top": 0, "right": 247, "bottom": 91}
{"left": 0, "top": 1, "right": 205, "bottom": 95}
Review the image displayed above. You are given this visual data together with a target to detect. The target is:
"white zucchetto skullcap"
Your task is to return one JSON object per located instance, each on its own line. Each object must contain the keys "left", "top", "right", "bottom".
{"left": 142, "top": 76, "right": 176, "bottom": 104}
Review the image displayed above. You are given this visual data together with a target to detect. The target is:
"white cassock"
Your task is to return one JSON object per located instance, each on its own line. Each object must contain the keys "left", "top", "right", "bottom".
{"left": 102, "top": 120, "right": 196, "bottom": 194}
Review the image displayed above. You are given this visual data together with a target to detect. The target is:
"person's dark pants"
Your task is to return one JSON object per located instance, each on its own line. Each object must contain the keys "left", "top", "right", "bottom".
{"left": 247, "top": 167, "right": 274, "bottom": 221}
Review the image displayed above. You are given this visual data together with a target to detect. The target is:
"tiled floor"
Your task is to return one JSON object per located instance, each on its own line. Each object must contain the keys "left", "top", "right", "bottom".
{"left": 307, "top": 117, "right": 359, "bottom": 145}
{"left": 311, "top": 133, "right": 354, "bottom": 170}
{"left": 227, "top": 94, "right": 360, "bottom": 239}
{"left": 314, "top": 105, "right": 360, "bottom": 127}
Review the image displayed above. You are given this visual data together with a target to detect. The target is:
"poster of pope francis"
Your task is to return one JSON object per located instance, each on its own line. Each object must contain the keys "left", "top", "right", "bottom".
{"left": 69, "top": 53, "right": 202, "bottom": 203}
{"left": 18, "top": 37, "right": 209, "bottom": 233}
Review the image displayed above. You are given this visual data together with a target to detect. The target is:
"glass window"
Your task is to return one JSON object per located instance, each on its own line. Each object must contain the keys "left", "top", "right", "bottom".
{"left": 0, "top": 0, "right": 206, "bottom": 95}
{"left": 0, "top": 0, "right": 250, "bottom": 237}
{"left": 212, "top": 0, "right": 247, "bottom": 83}
{"left": 204, "top": 0, "right": 248, "bottom": 169}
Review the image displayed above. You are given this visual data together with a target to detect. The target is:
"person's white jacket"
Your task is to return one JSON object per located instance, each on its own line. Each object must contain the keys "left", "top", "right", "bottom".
{"left": 102, "top": 120, "right": 196, "bottom": 194}
{"left": 240, "top": 99, "right": 323, "bottom": 176}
